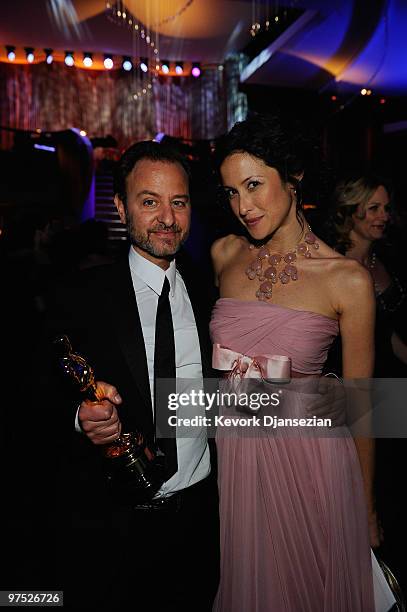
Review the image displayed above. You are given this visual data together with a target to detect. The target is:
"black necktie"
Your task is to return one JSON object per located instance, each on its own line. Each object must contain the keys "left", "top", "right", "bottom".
{"left": 154, "top": 277, "right": 178, "bottom": 480}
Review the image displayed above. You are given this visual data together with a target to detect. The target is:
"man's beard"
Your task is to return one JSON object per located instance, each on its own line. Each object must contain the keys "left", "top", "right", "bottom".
{"left": 126, "top": 216, "right": 188, "bottom": 259}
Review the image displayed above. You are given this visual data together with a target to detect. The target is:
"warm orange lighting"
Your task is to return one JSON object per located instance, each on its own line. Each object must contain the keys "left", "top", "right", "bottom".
{"left": 331, "top": 95, "right": 337, "bottom": 101}
{"left": 361, "top": 88, "right": 367, "bottom": 96}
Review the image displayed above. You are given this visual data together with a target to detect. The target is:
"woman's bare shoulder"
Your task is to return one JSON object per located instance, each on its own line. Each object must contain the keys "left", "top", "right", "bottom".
{"left": 313, "top": 238, "right": 368, "bottom": 280}
{"left": 327, "top": 255, "right": 374, "bottom": 315}
{"left": 331, "top": 255, "right": 372, "bottom": 287}
{"left": 311, "top": 238, "right": 373, "bottom": 309}
{"left": 211, "top": 234, "right": 245, "bottom": 264}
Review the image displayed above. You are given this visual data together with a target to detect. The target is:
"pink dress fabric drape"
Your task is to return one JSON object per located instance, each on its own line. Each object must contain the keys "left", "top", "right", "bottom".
{"left": 210, "top": 298, "right": 375, "bottom": 612}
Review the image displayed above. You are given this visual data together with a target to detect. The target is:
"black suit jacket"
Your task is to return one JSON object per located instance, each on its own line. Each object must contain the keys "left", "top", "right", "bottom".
{"left": 39, "top": 254, "right": 216, "bottom": 511}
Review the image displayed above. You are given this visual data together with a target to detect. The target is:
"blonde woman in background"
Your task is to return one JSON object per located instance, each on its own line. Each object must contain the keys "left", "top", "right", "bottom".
{"left": 328, "top": 174, "right": 407, "bottom": 596}
{"left": 329, "top": 175, "right": 407, "bottom": 376}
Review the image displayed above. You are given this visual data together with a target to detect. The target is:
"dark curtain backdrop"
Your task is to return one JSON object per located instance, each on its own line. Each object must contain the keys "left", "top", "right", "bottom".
{"left": 0, "top": 59, "right": 244, "bottom": 149}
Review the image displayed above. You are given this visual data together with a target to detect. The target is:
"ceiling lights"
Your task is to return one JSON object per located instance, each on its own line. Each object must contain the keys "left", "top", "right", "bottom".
{"left": 25, "top": 47, "right": 35, "bottom": 63}
{"left": 191, "top": 63, "right": 201, "bottom": 78}
{"left": 2, "top": 45, "right": 208, "bottom": 78}
{"left": 122, "top": 57, "right": 132, "bottom": 71}
{"left": 64, "top": 51, "right": 74, "bottom": 67}
{"left": 44, "top": 48, "right": 53, "bottom": 64}
{"left": 104, "top": 55, "right": 113, "bottom": 69}
{"left": 83, "top": 53, "right": 93, "bottom": 68}
{"left": 6, "top": 45, "right": 16, "bottom": 61}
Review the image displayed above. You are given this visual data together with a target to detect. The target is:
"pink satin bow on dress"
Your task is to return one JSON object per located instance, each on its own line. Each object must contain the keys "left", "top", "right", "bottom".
{"left": 212, "top": 344, "right": 291, "bottom": 384}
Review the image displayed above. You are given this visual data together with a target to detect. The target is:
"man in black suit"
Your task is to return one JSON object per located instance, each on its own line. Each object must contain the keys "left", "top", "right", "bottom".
{"left": 50, "top": 141, "right": 219, "bottom": 610}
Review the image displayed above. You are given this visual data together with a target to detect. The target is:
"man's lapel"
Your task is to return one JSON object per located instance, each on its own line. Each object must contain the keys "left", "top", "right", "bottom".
{"left": 104, "top": 253, "right": 215, "bottom": 417}
{"left": 106, "top": 259, "right": 153, "bottom": 418}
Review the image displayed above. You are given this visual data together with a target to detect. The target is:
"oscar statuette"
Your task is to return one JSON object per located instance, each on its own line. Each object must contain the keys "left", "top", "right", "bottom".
{"left": 54, "top": 335, "right": 165, "bottom": 502}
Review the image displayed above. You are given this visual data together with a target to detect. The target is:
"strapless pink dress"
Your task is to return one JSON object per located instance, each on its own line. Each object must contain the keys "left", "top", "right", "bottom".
{"left": 210, "top": 299, "right": 374, "bottom": 612}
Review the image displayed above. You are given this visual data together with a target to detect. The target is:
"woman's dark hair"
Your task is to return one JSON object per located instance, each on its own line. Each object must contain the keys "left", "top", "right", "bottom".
{"left": 327, "top": 174, "right": 392, "bottom": 253}
{"left": 114, "top": 140, "right": 191, "bottom": 206}
{"left": 215, "top": 113, "right": 310, "bottom": 220}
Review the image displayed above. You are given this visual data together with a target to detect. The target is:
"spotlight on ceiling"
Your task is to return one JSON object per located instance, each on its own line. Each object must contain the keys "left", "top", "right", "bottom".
{"left": 6, "top": 45, "right": 16, "bottom": 61}
{"left": 65, "top": 51, "right": 74, "bottom": 67}
{"left": 104, "top": 55, "right": 114, "bottom": 70}
{"left": 122, "top": 57, "right": 133, "bottom": 71}
{"left": 25, "top": 47, "right": 35, "bottom": 63}
{"left": 44, "top": 48, "right": 53, "bottom": 64}
{"left": 191, "top": 63, "right": 201, "bottom": 78}
{"left": 140, "top": 58, "right": 149, "bottom": 73}
{"left": 175, "top": 62, "right": 184, "bottom": 75}
{"left": 161, "top": 61, "right": 170, "bottom": 75}
{"left": 83, "top": 52, "right": 93, "bottom": 68}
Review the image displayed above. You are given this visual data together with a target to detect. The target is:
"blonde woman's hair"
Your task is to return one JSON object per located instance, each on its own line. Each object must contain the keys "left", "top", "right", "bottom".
{"left": 330, "top": 175, "right": 388, "bottom": 253}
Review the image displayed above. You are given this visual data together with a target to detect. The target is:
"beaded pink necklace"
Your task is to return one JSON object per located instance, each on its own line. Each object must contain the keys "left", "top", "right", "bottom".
{"left": 246, "top": 230, "right": 320, "bottom": 301}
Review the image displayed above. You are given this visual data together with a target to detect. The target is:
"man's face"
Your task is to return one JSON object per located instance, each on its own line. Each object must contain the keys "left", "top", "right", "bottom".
{"left": 115, "top": 159, "right": 191, "bottom": 266}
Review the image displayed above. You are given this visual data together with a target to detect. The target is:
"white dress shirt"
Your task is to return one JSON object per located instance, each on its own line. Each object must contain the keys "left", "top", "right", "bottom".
{"left": 128, "top": 247, "right": 210, "bottom": 495}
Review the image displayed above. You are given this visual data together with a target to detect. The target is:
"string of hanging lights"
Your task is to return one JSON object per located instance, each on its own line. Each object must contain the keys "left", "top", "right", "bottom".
{"left": 249, "top": 0, "right": 300, "bottom": 38}
{"left": 151, "top": 0, "right": 194, "bottom": 27}
{"left": 105, "top": 1, "right": 160, "bottom": 58}
{"left": 105, "top": 1, "right": 197, "bottom": 97}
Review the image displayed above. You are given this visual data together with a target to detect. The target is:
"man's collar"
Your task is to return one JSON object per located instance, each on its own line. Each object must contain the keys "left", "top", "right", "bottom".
{"left": 128, "top": 247, "right": 176, "bottom": 296}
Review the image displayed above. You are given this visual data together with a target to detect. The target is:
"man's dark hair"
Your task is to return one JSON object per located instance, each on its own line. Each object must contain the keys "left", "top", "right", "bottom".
{"left": 113, "top": 140, "right": 191, "bottom": 205}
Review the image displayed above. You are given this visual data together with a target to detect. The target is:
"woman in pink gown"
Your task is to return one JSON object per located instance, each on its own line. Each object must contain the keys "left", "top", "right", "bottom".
{"left": 210, "top": 114, "right": 379, "bottom": 611}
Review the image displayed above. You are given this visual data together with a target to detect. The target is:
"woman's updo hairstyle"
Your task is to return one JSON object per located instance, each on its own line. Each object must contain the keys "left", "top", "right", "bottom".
{"left": 215, "top": 113, "right": 308, "bottom": 212}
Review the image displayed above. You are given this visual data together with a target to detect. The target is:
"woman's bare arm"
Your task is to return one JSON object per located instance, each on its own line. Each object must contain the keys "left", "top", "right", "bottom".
{"left": 391, "top": 331, "right": 407, "bottom": 365}
{"left": 337, "top": 260, "right": 380, "bottom": 545}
